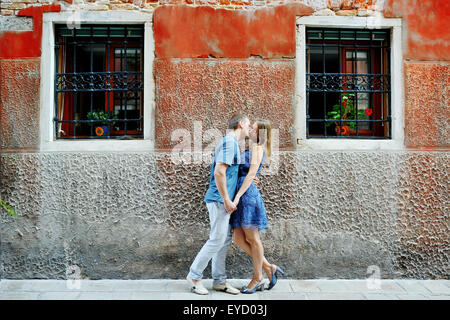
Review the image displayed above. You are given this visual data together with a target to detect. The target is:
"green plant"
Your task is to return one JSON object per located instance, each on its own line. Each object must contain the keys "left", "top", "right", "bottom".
{"left": 326, "top": 93, "right": 368, "bottom": 130}
{"left": 87, "top": 110, "right": 118, "bottom": 126}
{"left": 1, "top": 197, "right": 17, "bottom": 216}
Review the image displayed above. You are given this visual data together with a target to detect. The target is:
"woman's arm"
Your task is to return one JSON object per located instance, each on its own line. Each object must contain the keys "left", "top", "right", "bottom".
{"left": 232, "top": 145, "right": 264, "bottom": 206}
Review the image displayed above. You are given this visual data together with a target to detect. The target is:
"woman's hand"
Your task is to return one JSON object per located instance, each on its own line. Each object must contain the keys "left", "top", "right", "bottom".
{"left": 232, "top": 195, "right": 241, "bottom": 208}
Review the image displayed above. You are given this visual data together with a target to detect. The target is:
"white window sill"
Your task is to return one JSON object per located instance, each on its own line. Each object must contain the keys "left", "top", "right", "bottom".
{"left": 40, "top": 139, "right": 155, "bottom": 152}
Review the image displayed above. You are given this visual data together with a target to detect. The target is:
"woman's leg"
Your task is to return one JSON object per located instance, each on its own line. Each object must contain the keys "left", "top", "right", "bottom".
{"left": 241, "top": 227, "right": 265, "bottom": 289}
{"left": 232, "top": 227, "right": 277, "bottom": 282}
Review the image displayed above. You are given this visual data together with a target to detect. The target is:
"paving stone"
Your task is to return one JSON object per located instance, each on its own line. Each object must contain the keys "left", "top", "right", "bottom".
{"left": 109, "top": 292, "right": 134, "bottom": 300}
{"left": 77, "top": 292, "right": 114, "bottom": 300}
{"left": 332, "top": 280, "right": 404, "bottom": 294}
{"left": 340, "top": 280, "right": 385, "bottom": 293}
{"left": 372, "top": 280, "right": 407, "bottom": 294}
{"left": 38, "top": 291, "right": 81, "bottom": 300}
{"left": 76, "top": 280, "right": 114, "bottom": 292}
{"left": 395, "top": 280, "right": 433, "bottom": 294}
{"left": 428, "top": 295, "right": 450, "bottom": 300}
{"left": 80, "top": 280, "right": 145, "bottom": 292}
{"left": 0, "top": 280, "right": 31, "bottom": 291}
{"left": 316, "top": 280, "right": 353, "bottom": 293}
{"left": 139, "top": 280, "right": 169, "bottom": 292}
{"left": 1, "top": 280, "right": 75, "bottom": 292}
{"left": 363, "top": 293, "right": 400, "bottom": 300}
{"left": 169, "top": 292, "right": 209, "bottom": 300}
{"left": 132, "top": 292, "right": 171, "bottom": 300}
{"left": 396, "top": 294, "right": 430, "bottom": 300}
{"left": 0, "top": 292, "right": 41, "bottom": 300}
{"left": 307, "top": 292, "right": 367, "bottom": 300}
{"left": 419, "top": 281, "right": 450, "bottom": 295}
{"left": 210, "top": 291, "right": 260, "bottom": 300}
{"left": 259, "top": 292, "right": 308, "bottom": 300}
{"left": 27, "top": 280, "right": 78, "bottom": 292}
{"left": 264, "top": 279, "right": 293, "bottom": 293}
{"left": 76, "top": 291, "right": 133, "bottom": 299}
{"left": 167, "top": 279, "right": 210, "bottom": 292}
{"left": 290, "top": 280, "right": 321, "bottom": 293}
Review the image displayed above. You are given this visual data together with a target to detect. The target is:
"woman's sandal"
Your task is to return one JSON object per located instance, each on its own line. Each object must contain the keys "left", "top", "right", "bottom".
{"left": 241, "top": 279, "right": 265, "bottom": 294}
{"left": 267, "top": 264, "right": 285, "bottom": 290}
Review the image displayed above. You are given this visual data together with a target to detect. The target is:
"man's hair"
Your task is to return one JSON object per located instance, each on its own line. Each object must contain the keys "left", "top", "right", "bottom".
{"left": 228, "top": 113, "right": 248, "bottom": 130}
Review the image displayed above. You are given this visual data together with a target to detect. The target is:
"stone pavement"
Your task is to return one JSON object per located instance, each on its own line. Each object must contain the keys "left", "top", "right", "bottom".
{"left": 0, "top": 279, "right": 449, "bottom": 300}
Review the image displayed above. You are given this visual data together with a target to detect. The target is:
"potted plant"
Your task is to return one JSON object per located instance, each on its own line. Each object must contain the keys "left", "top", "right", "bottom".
{"left": 326, "top": 93, "right": 369, "bottom": 136}
{"left": 87, "top": 110, "right": 118, "bottom": 136}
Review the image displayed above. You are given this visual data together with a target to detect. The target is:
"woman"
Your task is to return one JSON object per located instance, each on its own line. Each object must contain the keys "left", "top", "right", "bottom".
{"left": 230, "top": 119, "right": 285, "bottom": 294}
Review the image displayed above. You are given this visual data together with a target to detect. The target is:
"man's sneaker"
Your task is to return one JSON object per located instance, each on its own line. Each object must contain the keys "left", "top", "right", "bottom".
{"left": 186, "top": 276, "right": 209, "bottom": 295}
{"left": 212, "top": 282, "right": 240, "bottom": 295}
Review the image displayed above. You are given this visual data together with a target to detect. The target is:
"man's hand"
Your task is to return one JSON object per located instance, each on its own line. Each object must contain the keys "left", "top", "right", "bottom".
{"left": 224, "top": 199, "right": 237, "bottom": 214}
{"left": 254, "top": 177, "right": 260, "bottom": 185}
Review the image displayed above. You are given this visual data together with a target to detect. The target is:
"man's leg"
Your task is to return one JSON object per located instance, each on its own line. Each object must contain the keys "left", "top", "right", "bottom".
{"left": 211, "top": 222, "right": 232, "bottom": 286}
{"left": 187, "top": 202, "right": 230, "bottom": 281}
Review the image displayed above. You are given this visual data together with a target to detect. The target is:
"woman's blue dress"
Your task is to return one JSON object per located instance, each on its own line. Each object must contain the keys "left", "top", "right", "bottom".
{"left": 229, "top": 148, "right": 268, "bottom": 231}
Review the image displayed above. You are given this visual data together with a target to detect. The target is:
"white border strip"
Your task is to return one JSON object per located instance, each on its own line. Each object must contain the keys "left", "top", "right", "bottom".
{"left": 295, "top": 16, "right": 404, "bottom": 150}
{"left": 40, "top": 11, "right": 155, "bottom": 152}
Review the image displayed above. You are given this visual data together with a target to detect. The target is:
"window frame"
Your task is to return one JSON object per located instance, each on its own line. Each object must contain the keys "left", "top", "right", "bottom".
{"left": 295, "top": 16, "right": 404, "bottom": 150}
{"left": 40, "top": 11, "right": 155, "bottom": 151}
{"left": 306, "top": 30, "right": 390, "bottom": 139}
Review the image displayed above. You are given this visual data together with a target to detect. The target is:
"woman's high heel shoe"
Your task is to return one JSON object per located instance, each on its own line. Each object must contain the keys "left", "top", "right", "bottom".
{"left": 267, "top": 264, "right": 285, "bottom": 290}
{"left": 241, "top": 279, "right": 265, "bottom": 294}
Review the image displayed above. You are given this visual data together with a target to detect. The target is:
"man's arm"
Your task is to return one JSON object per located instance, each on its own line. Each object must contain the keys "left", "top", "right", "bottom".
{"left": 214, "top": 162, "right": 236, "bottom": 214}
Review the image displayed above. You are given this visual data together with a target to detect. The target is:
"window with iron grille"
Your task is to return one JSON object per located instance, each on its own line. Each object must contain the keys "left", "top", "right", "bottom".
{"left": 54, "top": 25, "right": 144, "bottom": 139}
{"left": 306, "top": 28, "right": 391, "bottom": 139}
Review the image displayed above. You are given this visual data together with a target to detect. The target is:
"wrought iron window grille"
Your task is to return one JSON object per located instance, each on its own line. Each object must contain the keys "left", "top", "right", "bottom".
{"left": 306, "top": 28, "right": 391, "bottom": 139}
{"left": 54, "top": 25, "right": 144, "bottom": 139}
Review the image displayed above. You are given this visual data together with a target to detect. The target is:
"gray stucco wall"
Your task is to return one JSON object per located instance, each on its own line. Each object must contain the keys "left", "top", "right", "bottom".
{"left": 0, "top": 151, "right": 448, "bottom": 280}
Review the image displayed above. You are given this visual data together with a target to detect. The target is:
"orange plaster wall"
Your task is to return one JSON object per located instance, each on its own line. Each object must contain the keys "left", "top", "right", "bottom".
{"left": 384, "top": 0, "right": 449, "bottom": 149}
{"left": 154, "top": 3, "right": 313, "bottom": 58}
{"left": 384, "top": 0, "right": 450, "bottom": 61}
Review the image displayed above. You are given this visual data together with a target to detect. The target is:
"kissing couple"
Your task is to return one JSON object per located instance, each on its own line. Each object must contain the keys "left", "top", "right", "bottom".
{"left": 186, "top": 113, "right": 285, "bottom": 295}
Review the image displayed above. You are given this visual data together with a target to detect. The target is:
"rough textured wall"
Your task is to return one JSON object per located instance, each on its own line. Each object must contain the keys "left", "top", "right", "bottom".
{"left": 154, "top": 59, "right": 296, "bottom": 150}
{"left": 383, "top": 0, "right": 450, "bottom": 149}
{"left": 0, "top": 5, "right": 61, "bottom": 58}
{"left": 404, "top": 63, "right": 449, "bottom": 149}
{"left": 384, "top": 0, "right": 450, "bottom": 61}
{"left": 152, "top": 4, "right": 305, "bottom": 150}
{"left": 1, "top": 151, "right": 448, "bottom": 279}
{"left": 0, "top": 59, "right": 41, "bottom": 150}
{"left": 153, "top": 4, "right": 312, "bottom": 58}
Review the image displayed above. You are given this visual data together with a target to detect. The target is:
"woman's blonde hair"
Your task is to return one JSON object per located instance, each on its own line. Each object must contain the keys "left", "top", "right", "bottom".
{"left": 254, "top": 119, "right": 272, "bottom": 159}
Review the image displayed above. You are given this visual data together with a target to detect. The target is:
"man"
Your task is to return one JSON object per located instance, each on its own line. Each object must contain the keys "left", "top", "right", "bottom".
{"left": 186, "top": 114, "right": 251, "bottom": 295}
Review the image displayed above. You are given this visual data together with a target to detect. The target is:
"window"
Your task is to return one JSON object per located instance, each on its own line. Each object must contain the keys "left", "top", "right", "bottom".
{"left": 306, "top": 28, "right": 391, "bottom": 139}
{"left": 54, "top": 25, "right": 144, "bottom": 139}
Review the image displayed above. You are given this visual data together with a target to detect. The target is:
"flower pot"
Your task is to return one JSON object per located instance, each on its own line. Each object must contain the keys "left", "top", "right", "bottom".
{"left": 335, "top": 124, "right": 351, "bottom": 136}
{"left": 95, "top": 126, "right": 109, "bottom": 136}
